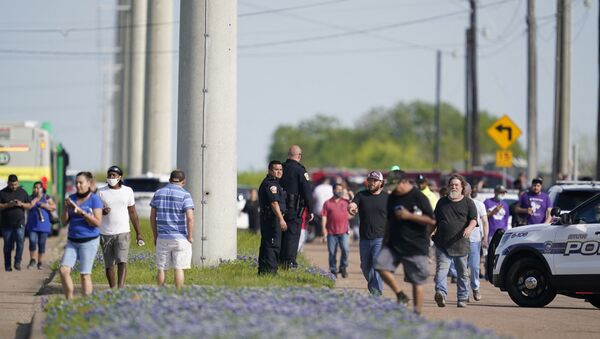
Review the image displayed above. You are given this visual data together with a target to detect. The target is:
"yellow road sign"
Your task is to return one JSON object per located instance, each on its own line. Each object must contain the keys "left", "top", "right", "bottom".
{"left": 487, "top": 115, "right": 522, "bottom": 149}
{"left": 496, "top": 150, "right": 513, "bottom": 168}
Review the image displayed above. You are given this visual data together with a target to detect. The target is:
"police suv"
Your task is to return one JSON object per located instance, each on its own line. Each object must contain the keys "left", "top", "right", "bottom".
{"left": 486, "top": 192, "right": 600, "bottom": 309}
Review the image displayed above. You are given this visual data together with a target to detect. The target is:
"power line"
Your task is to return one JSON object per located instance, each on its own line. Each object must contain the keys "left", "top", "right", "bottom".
{"left": 239, "top": 0, "right": 351, "bottom": 17}
{"left": 239, "top": 0, "right": 517, "bottom": 49}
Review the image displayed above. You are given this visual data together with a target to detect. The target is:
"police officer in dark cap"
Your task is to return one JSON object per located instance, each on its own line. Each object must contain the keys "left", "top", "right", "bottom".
{"left": 279, "top": 145, "right": 313, "bottom": 269}
{"left": 258, "top": 160, "right": 287, "bottom": 275}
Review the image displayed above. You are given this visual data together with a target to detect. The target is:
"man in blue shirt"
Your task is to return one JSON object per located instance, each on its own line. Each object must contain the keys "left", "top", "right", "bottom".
{"left": 150, "top": 170, "right": 195, "bottom": 289}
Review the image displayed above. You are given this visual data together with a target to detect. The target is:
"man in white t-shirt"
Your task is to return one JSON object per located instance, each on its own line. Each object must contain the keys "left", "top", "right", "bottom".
{"left": 465, "top": 183, "right": 488, "bottom": 302}
{"left": 97, "top": 166, "right": 143, "bottom": 288}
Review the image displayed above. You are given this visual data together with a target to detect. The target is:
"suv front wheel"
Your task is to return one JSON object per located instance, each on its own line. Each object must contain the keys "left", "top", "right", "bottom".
{"left": 506, "top": 257, "right": 556, "bottom": 307}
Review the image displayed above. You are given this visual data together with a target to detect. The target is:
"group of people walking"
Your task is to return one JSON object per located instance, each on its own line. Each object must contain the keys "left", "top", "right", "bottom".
{"left": 257, "top": 144, "right": 554, "bottom": 315}
{"left": 0, "top": 167, "right": 194, "bottom": 299}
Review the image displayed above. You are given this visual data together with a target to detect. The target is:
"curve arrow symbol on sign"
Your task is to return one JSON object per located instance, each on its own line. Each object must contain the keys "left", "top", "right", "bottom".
{"left": 495, "top": 124, "right": 512, "bottom": 141}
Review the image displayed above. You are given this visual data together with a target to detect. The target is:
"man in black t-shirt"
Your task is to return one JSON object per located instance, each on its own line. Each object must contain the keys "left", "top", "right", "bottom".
{"left": 374, "top": 170, "right": 435, "bottom": 315}
{"left": 432, "top": 174, "right": 477, "bottom": 308}
{"left": 0, "top": 174, "right": 38, "bottom": 271}
{"left": 348, "top": 170, "right": 388, "bottom": 295}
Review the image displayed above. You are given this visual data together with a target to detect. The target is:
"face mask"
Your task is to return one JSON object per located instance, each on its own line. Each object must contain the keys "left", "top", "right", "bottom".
{"left": 497, "top": 194, "right": 505, "bottom": 201}
{"left": 333, "top": 191, "right": 343, "bottom": 198}
{"left": 107, "top": 178, "right": 120, "bottom": 187}
{"left": 76, "top": 189, "right": 91, "bottom": 198}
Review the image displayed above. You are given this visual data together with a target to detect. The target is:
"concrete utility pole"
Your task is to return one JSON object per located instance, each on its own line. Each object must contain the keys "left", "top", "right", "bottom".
{"left": 143, "top": 0, "right": 173, "bottom": 174}
{"left": 527, "top": 0, "right": 538, "bottom": 182}
{"left": 434, "top": 50, "right": 441, "bottom": 171}
{"left": 177, "top": 0, "right": 237, "bottom": 265}
{"left": 469, "top": 0, "right": 480, "bottom": 168}
{"left": 119, "top": 3, "right": 132, "bottom": 168}
{"left": 127, "top": 0, "right": 147, "bottom": 176}
{"left": 465, "top": 28, "right": 472, "bottom": 172}
{"left": 113, "top": 1, "right": 127, "bottom": 167}
{"left": 597, "top": 0, "right": 600, "bottom": 180}
{"left": 552, "top": 0, "right": 571, "bottom": 182}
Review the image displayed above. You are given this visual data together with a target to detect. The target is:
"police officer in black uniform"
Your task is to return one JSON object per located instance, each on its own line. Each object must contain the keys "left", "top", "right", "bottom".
{"left": 279, "top": 145, "right": 313, "bottom": 269}
{"left": 258, "top": 160, "right": 287, "bottom": 275}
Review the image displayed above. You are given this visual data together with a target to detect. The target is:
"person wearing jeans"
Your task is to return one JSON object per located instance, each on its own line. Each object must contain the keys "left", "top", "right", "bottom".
{"left": 431, "top": 174, "right": 478, "bottom": 308}
{"left": 26, "top": 181, "right": 56, "bottom": 270}
{"left": 0, "top": 174, "right": 39, "bottom": 271}
{"left": 348, "top": 171, "right": 388, "bottom": 295}
{"left": 321, "top": 183, "right": 350, "bottom": 278}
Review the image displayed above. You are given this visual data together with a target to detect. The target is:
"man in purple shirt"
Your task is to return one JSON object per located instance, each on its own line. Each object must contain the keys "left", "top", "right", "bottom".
{"left": 516, "top": 178, "right": 552, "bottom": 225}
{"left": 483, "top": 185, "right": 510, "bottom": 242}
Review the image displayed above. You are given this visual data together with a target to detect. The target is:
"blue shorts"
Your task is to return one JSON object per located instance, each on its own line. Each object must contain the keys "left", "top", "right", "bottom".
{"left": 61, "top": 237, "right": 100, "bottom": 274}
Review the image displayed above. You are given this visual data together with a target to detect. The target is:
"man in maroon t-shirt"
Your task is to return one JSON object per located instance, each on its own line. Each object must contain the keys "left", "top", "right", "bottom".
{"left": 321, "top": 183, "right": 350, "bottom": 278}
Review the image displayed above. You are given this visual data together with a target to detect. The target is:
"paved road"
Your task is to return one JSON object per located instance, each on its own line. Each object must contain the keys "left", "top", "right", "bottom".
{"left": 0, "top": 229, "right": 66, "bottom": 339}
{"left": 302, "top": 240, "right": 599, "bottom": 339}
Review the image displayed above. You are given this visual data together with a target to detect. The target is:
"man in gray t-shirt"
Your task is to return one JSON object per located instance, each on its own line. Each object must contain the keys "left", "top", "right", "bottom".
{"left": 431, "top": 174, "right": 477, "bottom": 308}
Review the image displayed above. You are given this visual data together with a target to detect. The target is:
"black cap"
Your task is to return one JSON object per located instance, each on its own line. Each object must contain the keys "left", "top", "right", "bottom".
{"left": 107, "top": 165, "right": 123, "bottom": 176}
{"left": 7, "top": 174, "right": 18, "bottom": 182}
{"left": 384, "top": 170, "right": 407, "bottom": 191}
{"left": 416, "top": 174, "right": 426, "bottom": 184}
{"left": 169, "top": 170, "right": 186, "bottom": 183}
{"left": 494, "top": 184, "right": 507, "bottom": 193}
{"left": 532, "top": 177, "right": 543, "bottom": 185}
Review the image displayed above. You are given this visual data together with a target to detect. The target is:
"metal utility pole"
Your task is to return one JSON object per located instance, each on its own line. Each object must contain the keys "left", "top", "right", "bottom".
{"left": 469, "top": 0, "right": 480, "bottom": 168}
{"left": 465, "top": 28, "right": 472, "bottom": 172}
{"left": 143, "top": 0, "right": 173, "bottom": 174}
{"left": 527, "top": 0, "right": 538, "bottom": 182}
{"left": 552, "top": 0, "right": 572, "bottom": 182}
{"left": 127, "top": 0, "right": 147, "bottom": 176}
{"left": 434, "top": 50, "right": 441, "bottom": 171}
{"left": 177, "top": 0, "right": 237, "bottom": 265}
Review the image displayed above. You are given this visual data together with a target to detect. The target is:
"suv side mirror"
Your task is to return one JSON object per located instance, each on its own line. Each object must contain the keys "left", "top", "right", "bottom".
{"left": 551, "top": 207, "right": 561, "bottom": 217}
{"left": 559, "top": 213, "right": 572, "bottom": 225}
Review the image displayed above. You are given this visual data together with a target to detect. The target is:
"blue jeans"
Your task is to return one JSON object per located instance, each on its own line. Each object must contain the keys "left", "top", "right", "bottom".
{"left": 434, "top": 246, "right": 469, "bottom": 301}
{"left": 327, "top": 233, "right": 349, "bottom": 272}
{"left": 359, "top": 238, "right": 383, "bottom": 295}
{"left": 467, "top": 241, "right": 481, "bottom": 291}
{"left": 2, "top": 226, "right": 25, "bottom": 269}
{"left": 61, "top": 238, "right": 100, "bottom": 274}
{"left": 29, "top": 231, "right": 49, "bottom": 254}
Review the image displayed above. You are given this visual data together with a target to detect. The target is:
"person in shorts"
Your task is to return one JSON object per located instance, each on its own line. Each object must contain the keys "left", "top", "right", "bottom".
{"left": 59, "top": 172, "right": 103, "bottom": 299}
{"left": 97, "top": 165, "right": 144, "bottom": 288}
{"left": 375, "top": 170, "right": 435, "bottom": 315}
{"left": 150, "top": 170, "right": 194, "bottom": 289}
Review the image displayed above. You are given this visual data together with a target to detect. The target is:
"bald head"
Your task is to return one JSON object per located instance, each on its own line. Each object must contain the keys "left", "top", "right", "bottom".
{"left": 288, "top": 145, "right": 303, "bottom": 161}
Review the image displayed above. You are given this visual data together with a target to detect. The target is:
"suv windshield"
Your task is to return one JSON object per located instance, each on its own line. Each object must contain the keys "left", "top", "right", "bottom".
{"left": 554, "top": 190, "right": 599, "bottom": 211}
{"left": 123, "top": 178, "right": 167, "bottom": 192}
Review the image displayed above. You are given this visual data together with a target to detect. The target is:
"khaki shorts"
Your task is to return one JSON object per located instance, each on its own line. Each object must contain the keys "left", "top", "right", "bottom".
{"left": 100, "top": 233, "right": 130, "bottom": 267}
{"left": 156, "top": 238, "right": 192, "bottom": 270}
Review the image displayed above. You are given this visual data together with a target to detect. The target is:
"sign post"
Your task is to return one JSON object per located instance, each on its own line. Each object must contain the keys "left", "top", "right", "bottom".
{"left": 487, "top": 115, "right": 521, "bottom": 184}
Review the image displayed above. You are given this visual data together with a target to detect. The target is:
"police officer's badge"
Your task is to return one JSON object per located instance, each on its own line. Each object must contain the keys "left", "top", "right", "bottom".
{"left": 269, "top": 186, "right": 278, "bottom": 194}
{"left": 304, "top": 173, "right": 310, "bottom": 181}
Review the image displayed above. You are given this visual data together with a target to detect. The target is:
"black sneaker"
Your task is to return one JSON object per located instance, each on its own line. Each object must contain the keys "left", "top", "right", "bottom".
{"left": 5, "top": 266, "right": 12, "bottom": 272}
{"left": 330, "top": 270, "right": 338, "bottom": 278}
{"left": 14, "top": 263, "right": 21, "bottom": 271}
{"left": 27, "top": 259, "right": 36, "bottom": 269}
{"left": 339, "top": 267, "right": 348, "bottom": 278}
{"left": 396, "top": 291, "right": 410, "bottom": 305}
{"left": 37, "top": 262, "right": 43, "bottom": 270}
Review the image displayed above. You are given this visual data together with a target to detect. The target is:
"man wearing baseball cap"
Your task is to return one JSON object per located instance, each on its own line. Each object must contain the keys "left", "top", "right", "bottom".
{"left": 348, "top": 170, "right": 388, "bottom": 295}
{"left": 417, "top": 174, "right": 439, "bottom": 210}
{"left": 97, "top": 165, "right": 143, "bottom": 288}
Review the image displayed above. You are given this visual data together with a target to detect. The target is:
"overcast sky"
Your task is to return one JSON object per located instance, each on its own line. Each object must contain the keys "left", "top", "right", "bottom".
{"left": 0, "top": 0, "right": 597, "bottom": 173}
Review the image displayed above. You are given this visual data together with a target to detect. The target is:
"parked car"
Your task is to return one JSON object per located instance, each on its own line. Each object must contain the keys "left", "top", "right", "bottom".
{"left": 122, "top": 173, "right": 169, "bottom": 219}
{"left": 486, "top": 192, "right": 600, "bottom": 309}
